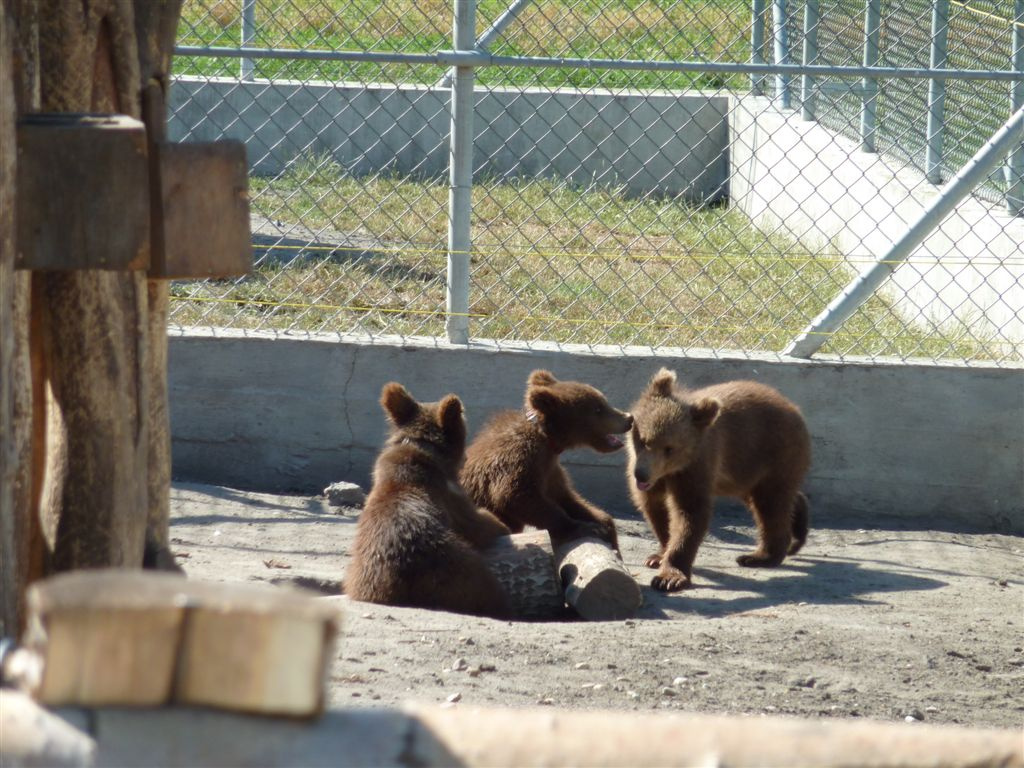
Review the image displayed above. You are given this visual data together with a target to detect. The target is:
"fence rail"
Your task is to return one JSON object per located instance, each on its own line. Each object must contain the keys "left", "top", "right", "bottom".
{"left": 170, "top": 0, "right": 1024, "bottom": 365}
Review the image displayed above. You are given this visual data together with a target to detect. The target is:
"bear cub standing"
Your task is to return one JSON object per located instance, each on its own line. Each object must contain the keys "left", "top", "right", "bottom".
{"left": 461, "top": 370, "right": 633, "bottom": 549}
{"left": 345, "top": 382, "right": 512, "bottom": 617}
{"left": 627, "top": 368, "right": 811, "bottom": 592}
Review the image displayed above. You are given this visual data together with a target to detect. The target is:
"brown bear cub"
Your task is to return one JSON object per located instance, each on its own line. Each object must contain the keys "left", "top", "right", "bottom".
{"left": 345, "top": 383, "right": 512, "bottom": 618}
{"left": 626, "top": 368, "right": 811, "bottom": 592}
{"left": 460, "top": 370, "right": 633, "bottom": 549}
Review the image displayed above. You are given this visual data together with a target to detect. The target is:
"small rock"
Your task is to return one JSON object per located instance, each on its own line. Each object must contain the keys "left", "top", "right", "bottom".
{"left": 974, "top": 663, "right": 993, "bottom": 672}
{"left": 925, "top": 706, "right": 939, "bottom": 713}
{"left": 538, "top": 697, "right": 554, "bottom": 706}
{"left": 468, "top": 667, "right": 481, "bottom": 678}
{"left": 672, "top": 676, "right": 688, "bottom": 686}
{"left": 446, "top": 692, "right": 462, "bottom": 703}
{"left": 995, "top": 579, "right": 1009, "bottom": 587}
{"left": 904, "top": 709, "right": 924, "bottom": 721}
{"left": 452, "top": 658, "right": 468, "bottom": 672}
{"left": 592, "top": 684, "right": 605, "bottom": 692}
{"left": 323, "top": 481, "right": 367, "bottom": 508}
{"left": 581, "top": 683, "right": 595, "bottom": 689}
{"left": 478, "top": 663, "right": 497, "bottom": 672}
{"left": 660, "top": 687, "right": 677, "bottom": 697}
{"left": 626, "top": 691, "right": 639, "bottom": 699}
{"left": 575, "top": 662, "right": 591, "bottom": 670}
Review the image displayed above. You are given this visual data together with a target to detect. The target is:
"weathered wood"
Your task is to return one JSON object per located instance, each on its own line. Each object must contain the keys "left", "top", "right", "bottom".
{"left": 152, "top": 140, "right": 252, "bottom": 279}
{"left": 0, "top": 0, "right": 18, "bottom": 636}
{"left": 1, "top": 0, "right": 44, "bottom": 639}
{"left": 483, "top": 531, "right": 564, "bottom": 620}
{"left": 15, "top": 113, "right": 149, "bottom": 271}
{"left": 24, "top": 570, "right": 340, "bottom": 716}
{"left": 554, "top": 536, "right": 642, "bottom": 621}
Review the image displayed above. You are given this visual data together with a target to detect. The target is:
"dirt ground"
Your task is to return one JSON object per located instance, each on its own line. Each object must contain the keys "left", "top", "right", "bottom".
{"left": 170, "top": 482, "right": 1024, "bottom": 731}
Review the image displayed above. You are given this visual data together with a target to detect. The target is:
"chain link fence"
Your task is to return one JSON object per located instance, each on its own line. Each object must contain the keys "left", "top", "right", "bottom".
{"left": 169, "top": 0, "right": 1023, "bottom": 364}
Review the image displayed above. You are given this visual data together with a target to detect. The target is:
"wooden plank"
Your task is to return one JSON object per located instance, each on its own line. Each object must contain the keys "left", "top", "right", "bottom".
{"left": 24, "top": 570, "right": 340, "bottom": 715}
{"left": 151, "top": 140, "right": 252, "bottom": 279}
{"left": 16, "top": 114, "right": 149, "bottom": 271}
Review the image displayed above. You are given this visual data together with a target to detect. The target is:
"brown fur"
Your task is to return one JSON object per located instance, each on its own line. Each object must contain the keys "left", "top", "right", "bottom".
{"left": 460, "top": 370, "right": 633, "bottom": 549}
{"left": 626, "top": 368, "right": 811, "bottom": 592}
{"left": 345, "top": 383, "right": 512, "bottom": 617}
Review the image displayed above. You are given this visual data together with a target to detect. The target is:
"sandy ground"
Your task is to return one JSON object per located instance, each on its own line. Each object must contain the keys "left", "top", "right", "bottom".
{"left": 170, "top": 482, "right": 1024, "bottom": 730}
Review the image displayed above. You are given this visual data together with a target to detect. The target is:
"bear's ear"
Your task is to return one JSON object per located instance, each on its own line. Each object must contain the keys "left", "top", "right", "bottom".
{"left": 649, "top": 368, "right": 677, "bottom": 397}
{"left": 691, "top": 397, "right": 721, "bottom": 430}
{"left": 437, "top": 394, "right": 465, "bottom": 436}
{"left": 380, "top": 382, "right": 419, "bottom": 427}
{"left": 527, "top": 386, "right": 559, "bottom": 420}
{"left": 528, "top": 369, "right": 558, "bottom": 387}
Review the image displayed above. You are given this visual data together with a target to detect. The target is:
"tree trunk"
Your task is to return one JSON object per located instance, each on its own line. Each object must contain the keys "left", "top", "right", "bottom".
{"left": 0, "top": 0, "right": 183, "bottom": 634}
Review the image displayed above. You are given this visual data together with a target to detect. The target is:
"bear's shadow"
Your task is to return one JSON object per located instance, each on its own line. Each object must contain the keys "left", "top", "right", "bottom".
{"left": 634, "top": 556, "right": 947, "bottom": 620}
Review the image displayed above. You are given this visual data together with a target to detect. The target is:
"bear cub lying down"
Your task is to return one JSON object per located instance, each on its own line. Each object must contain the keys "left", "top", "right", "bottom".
{"left": 461, "top": 370, "right": 633, "bottom": 549}
{"left": 345, "top": 383, "right": 512, "bottom": 618}
{"left": 627, "top": 368, "right": 811, "bottom": 592}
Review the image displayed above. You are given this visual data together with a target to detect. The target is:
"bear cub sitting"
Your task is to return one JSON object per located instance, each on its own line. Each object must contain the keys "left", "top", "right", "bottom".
{"left": 627, "top": 368, "right": 811, "bottom": 592}
{"left": 461, "top": 370, "right": 633, "bottom": 549}
{"left": 345, "top": 382, "right": 512, "bottom": 617}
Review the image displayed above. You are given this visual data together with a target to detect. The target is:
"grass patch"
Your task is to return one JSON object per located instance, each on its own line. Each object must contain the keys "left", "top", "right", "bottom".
{"left": 176, "top": 0, "right": 751, "bottom": 89}
{"left": 169, "top": 159, "right": 1015, "bottom": 362}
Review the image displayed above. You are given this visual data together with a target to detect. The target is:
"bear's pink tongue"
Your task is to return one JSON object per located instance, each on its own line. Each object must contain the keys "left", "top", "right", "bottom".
{"left": 636, "top": 480, "right": 651, "bottom": 491}
{"left": 606, "top": 434, "right": 623, "bottom": 449}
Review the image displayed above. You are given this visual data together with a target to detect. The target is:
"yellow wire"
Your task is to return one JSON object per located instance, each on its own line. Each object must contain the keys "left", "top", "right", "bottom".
{"left": 250, "top": 241, "right": 1023, "bottom": 267}
{"left": 169, "top": 293, "right": 932, "bottom": 340}
{"left": 951, "top": 0, "right": 1024, "bottom": 28}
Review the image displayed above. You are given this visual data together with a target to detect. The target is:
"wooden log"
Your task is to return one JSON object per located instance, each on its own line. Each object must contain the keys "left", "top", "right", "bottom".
{"left": 554, "top": 537, "right": 642, "bottom": 621}
{"left": 483, "top": 531, "right": 565, "bottom": 621}
{"left": 23, "top": 570, "right": 340, "bottom": 716}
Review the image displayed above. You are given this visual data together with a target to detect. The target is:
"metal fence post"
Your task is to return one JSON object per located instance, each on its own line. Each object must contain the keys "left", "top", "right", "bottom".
{"left": 240, "top": 0, "right": 256, "bottom": 81}
{"left": 784, "top": 102, "right": 1024, "bottom": 359}
{"left": 447, "top": 0, "right": 476, "bottom": 345}
{"left": 751, "top": 0, "right": 766, "bottom": 95}
{"left": 801, "top": 0, "right": 819, "bottom": 120}
{"left": 1007, "top": 0, "right": 1024, "bottom": 215}
{"left": 860, "top": 0, "right": 881, "bottom": 152}
{"left": 925, "top": 0, "right": 949, "bottom": 183}
{"left": 773, "top": 0, "right": 792, "bottom": 108}
{"left": 440, "top": 0, "right": 533, "bottom": 88}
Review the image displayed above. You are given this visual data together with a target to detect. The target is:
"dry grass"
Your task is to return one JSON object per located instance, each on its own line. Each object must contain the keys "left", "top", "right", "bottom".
{"left": 169, "top": 161, "right": 1014, "bottom": 362}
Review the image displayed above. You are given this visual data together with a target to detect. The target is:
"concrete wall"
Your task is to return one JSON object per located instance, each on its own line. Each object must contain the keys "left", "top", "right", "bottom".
{"left": 168, "top": 77, "right": 729, "bottom": 202}
{"left": 169, "top": 330, "right": 1023, "bottom": 534}
{"left": 731, "top": 96, "right": 1024, "bottom": 345}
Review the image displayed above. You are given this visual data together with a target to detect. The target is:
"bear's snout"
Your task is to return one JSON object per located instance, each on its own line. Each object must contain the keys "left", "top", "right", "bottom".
{"left": 633, "top": 467, "right": 651, "bottom": 491}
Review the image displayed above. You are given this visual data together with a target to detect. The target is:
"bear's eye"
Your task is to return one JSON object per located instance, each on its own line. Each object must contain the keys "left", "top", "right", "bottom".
{"left": 663, "top": 446, "right": 673, "bottom": 457}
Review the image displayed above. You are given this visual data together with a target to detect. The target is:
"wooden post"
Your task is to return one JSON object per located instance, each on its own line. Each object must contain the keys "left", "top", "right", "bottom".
{"left": 554, "top": 537, "right": 642, "bottom": 621}
{"left": 0, "top": 0, "right": 186, "bottom": 634}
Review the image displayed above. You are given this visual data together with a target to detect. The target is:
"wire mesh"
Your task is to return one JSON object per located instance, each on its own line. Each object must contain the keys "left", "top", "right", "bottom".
{"left": 170, "top": 0, "right": 1023, "bottom": 364}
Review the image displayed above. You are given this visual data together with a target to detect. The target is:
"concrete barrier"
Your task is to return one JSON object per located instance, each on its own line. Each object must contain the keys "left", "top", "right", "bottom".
{"left": 168, "top": 77, "right": 729, "bottom": 202}
{"left": 169, "top": 329, "right": 1023, "bottom": 534}
{"left": 3, "top": 691, "right": 1020, "bottom": 768}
